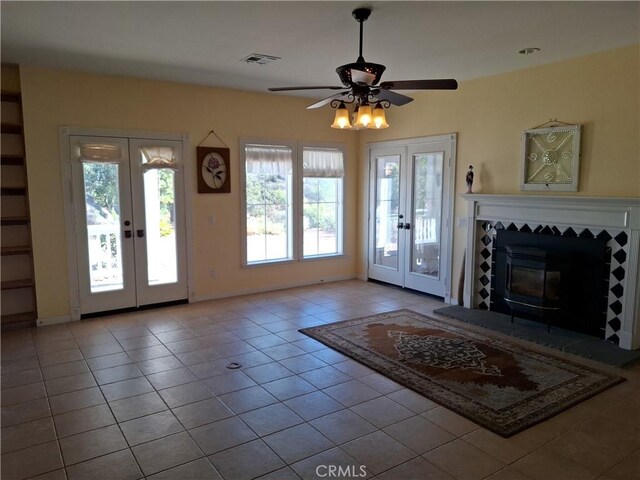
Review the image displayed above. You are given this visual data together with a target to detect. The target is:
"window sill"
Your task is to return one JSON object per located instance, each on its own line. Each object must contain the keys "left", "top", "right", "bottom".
{"left": 302, "top": 254, "right": 347, "bottom": 262}
{"left": 243, "top": 259, "right": 297, "bottom": 268}
{"left": 243, "top": 254, "right": 347, "bottom": 268}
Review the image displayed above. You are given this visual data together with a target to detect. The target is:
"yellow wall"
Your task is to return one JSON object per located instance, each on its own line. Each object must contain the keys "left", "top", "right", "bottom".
{"left": 358, "top": 45, "right": 640, "bottom": 297}
{"left": 18, "top": 45, "right": 640, "bottom": 318}
{"left": 19, "top": 68, "right": 359, "bottom": 319}
{"left": 1, "top": 64, "right": 21, "bottom": 91}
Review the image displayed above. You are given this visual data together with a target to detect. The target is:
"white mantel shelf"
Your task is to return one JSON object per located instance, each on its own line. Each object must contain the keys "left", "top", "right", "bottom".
{"left": 460, "top": 193, "right": 640, "bottom": 350}
{"left": 459, "top": 194, "right": 640, "bottom": 230}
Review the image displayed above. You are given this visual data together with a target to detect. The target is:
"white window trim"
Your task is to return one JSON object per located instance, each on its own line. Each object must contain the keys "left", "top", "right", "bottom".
{"left": 240, "top": 138, "right": 346, "bottom": 267}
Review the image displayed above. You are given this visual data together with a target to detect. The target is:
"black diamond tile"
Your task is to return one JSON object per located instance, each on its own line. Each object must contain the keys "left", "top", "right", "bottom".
{"left": 480, "top": 262, "right": 490, "bottom": 273}
{"left": 610, "top": 283, "right": 624, "bottom": 299}
{"left": 494, "top": 222, "right": 504, "bottom": 231}
{"left": 596, "top": 231, "right": 612, "bottom": 242}
{"left": 480, "top": 276, "right": 490, "bottom": 286}
{"left": 614, "top": 232, "right": 628, "bottom": 247}
{"left": 520, "top": 224, "right": 532, "bottom": 233}
{"left": 613, "top": 249, "right": 627, "bottom": 264}
{"left": 612, "top": 266, "right": 625, "bottom": 282}
{"left": 506, "top": 223, "right": 517, "bottom": 231}
{"left": 563, "top": 227, "right": 577, "bottom": 237}
{"left": 608, "top": 318, "right": 621, "bottom": 332}
{"left": 609, "top": 300, "right": 623, "bottom": 315}
{"left": 481, "top": 235, "right": 492, "bottom": 246}
{"left": 478, "top": 303, "right": 489, "bottom": 311}
{"left": 579, "top": 229, "right": 595, "bottom": 239}
{"left": 481, "top": 249, "right": 491, "bottom": 259}
{"left": 606, "top": 334, "right": 620, "bottom": 345}
{"left": 551, "top": 226, "right": 562, "bottom": 235}
{"left": 533, "top": 225, "right": 543, "bottom": 234}
{"left": 540, "top": 226, "right": 553, "bottom": 235}
{"left": 479, "top": 289, "right": 489, "bottom": 299}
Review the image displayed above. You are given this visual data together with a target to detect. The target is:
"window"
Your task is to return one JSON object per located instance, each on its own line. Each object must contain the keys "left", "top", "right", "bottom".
{"left": 244, "top": 144, "right": 294, "bottom": 263}
{"left": 242, "top": 140, "right": 345, "bottom": 265}
{"left": 302, "top": 147, "right": 344, "bottom": 258}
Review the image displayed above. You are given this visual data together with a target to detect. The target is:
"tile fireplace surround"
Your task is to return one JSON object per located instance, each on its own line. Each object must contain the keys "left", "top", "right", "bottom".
{"left": 461, "top": 194, "right": 640, "bottom": 350}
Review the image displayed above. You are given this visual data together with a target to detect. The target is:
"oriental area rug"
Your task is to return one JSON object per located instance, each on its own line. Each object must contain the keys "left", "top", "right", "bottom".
{"left": 300, "top": 309, "right": 624, "bottom": 437}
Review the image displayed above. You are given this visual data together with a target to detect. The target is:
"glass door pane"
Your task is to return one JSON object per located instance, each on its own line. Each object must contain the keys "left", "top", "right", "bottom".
{"left": 143, "top": 168, "right": 177, "bottom": 285}
{"left": 82, "top": 162, "right": 124, "bottom": 292}
{"left": 374, "top": 155, "right": 401, "bottom": 269}
{"left": 129, "top": 138, "right": 187, "bottom": 306}
{"left": 411, "top": 152, "right": 443, "bottom": 278}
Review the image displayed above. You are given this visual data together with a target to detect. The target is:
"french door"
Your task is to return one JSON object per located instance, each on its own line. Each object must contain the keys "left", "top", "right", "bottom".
{"left": 69, "top": 135, "right": 187, "bottom": 315}
{"left": 367, "top": 135, "right": 456, "bottom": 299}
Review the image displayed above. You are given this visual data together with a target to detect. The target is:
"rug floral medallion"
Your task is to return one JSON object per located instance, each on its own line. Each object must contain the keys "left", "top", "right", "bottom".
{"left": 300, "top": 309, "right": 625, "bottom": 437}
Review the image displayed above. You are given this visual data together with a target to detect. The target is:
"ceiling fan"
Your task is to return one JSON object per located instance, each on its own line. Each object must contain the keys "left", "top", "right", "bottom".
{"left": 268, "top": 7, "right": 458, "bottom": 129}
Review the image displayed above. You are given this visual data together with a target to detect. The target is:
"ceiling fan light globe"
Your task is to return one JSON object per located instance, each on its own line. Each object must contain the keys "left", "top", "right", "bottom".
{"left": 331, "top": 106, "right": 352, "bottom": 129}
{"left": 370, "top": 105, "right": 389, "bottom": 129}
{"left": 355, "top": 104, "right": 373, "bottom": 128}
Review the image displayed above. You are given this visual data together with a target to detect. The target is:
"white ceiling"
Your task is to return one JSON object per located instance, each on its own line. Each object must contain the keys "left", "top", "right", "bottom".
{"left": 1, "top": 1, "right": 638, "bottom": 98}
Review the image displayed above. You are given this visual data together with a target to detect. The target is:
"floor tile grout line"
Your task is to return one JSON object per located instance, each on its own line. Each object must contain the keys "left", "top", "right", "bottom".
{"left": 17, "top": 332, "right": 68, "bottom": 479}
{"left": 66, "top": 341, "right": 148, "bottom": 477}
{"left": 4, "top": 281, "right": 637, "bottom": 479}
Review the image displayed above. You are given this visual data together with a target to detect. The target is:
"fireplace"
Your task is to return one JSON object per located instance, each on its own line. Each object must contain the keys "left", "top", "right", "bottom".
{"left": 461, "top": 194, "right": 640, "bottom": 350}
{"left": 504, "top": 246, "right": 567, "bottom": 332}
{"left": 491, "top": 230, "right": 607, "bottom": 338}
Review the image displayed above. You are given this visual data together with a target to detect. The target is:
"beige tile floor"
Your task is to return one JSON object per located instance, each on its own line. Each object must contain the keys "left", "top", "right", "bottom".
{"left": 1, "top": 280, "right": 639, "bottom": 480}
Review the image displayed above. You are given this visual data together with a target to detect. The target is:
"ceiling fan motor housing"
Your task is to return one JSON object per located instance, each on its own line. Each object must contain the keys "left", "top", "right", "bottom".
{"left": 336, "top": 62, "right": 386, "bottom": 87}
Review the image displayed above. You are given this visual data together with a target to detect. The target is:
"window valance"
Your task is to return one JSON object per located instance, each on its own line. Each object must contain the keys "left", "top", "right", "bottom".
{"left": 245, "top": 145, "right": 292, "bottom": 176}
{"left": 303, "top": 148, "right": 344, "bottom": 177}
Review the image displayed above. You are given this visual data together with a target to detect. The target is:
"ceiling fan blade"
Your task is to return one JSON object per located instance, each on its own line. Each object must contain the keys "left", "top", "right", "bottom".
{"left": 373, "top": 88, "right": 414, "bottom": 106}
{"left": 379, "top": 79, "right": 458, "bottom": 90}
{"left": 268, "top": 86, "right": 344, "bottom": 92}
{"left": 306, "top": 91, "right": 350, "bottom": 109}
{"left": 350, "top": 69, "right": 376, "bottom": 86}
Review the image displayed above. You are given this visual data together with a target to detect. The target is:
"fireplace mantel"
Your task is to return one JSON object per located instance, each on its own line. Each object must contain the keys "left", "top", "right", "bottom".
{"left": 460, "top": 194, "right": 640, "bottom": 350}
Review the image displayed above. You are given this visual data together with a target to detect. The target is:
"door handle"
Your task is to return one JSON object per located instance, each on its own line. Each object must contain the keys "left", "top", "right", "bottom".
{"left": 404, "top": 223, "right": 411, "bottom": 230}
{"left": 124, "top": 230, "right": 132, "bottom": 239}
{"left": 397, "top": 222, "right": 404, "bottom": 229}
{"left": 136, "top": 229, "right": 145, "bottom": 238}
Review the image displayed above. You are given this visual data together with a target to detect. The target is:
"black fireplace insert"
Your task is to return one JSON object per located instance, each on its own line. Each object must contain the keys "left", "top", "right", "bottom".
{"left": 491, "top": 230, "right": 608, "bottom": 338}
{"left": 505, "top": 246, "right": 569, "bottom": 332}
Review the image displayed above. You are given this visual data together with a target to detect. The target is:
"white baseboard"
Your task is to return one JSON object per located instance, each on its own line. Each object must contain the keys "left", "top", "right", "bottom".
{"left": 190, "top": 274, "right": 357, "bottom": 303}
{"left": 37, "top": 315, "right": 76, "bottom": 327}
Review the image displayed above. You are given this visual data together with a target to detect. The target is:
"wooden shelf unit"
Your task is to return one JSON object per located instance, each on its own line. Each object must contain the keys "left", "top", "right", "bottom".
{"left": 1, "top": 154, "right": 25, "bottom": 165}
{"left": 1, "top": 87, "right": 37, "bottom": 329}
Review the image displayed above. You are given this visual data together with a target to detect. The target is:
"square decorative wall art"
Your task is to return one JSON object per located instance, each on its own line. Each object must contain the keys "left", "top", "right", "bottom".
{"left": 521, "top": 124, "right": 581, "bottom": 191}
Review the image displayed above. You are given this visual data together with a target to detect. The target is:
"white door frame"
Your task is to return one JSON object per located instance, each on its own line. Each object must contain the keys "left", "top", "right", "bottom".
{"left": 365, "top": 133, "right": 457, "bottom": 303}
{"left": 60, "top": 126, "right": 193, "bottom": 321}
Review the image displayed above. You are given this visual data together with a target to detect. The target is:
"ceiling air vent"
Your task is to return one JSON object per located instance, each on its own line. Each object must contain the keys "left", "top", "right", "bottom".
{"left": 241, "top": 53, "right": 281, "bottom": 65}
